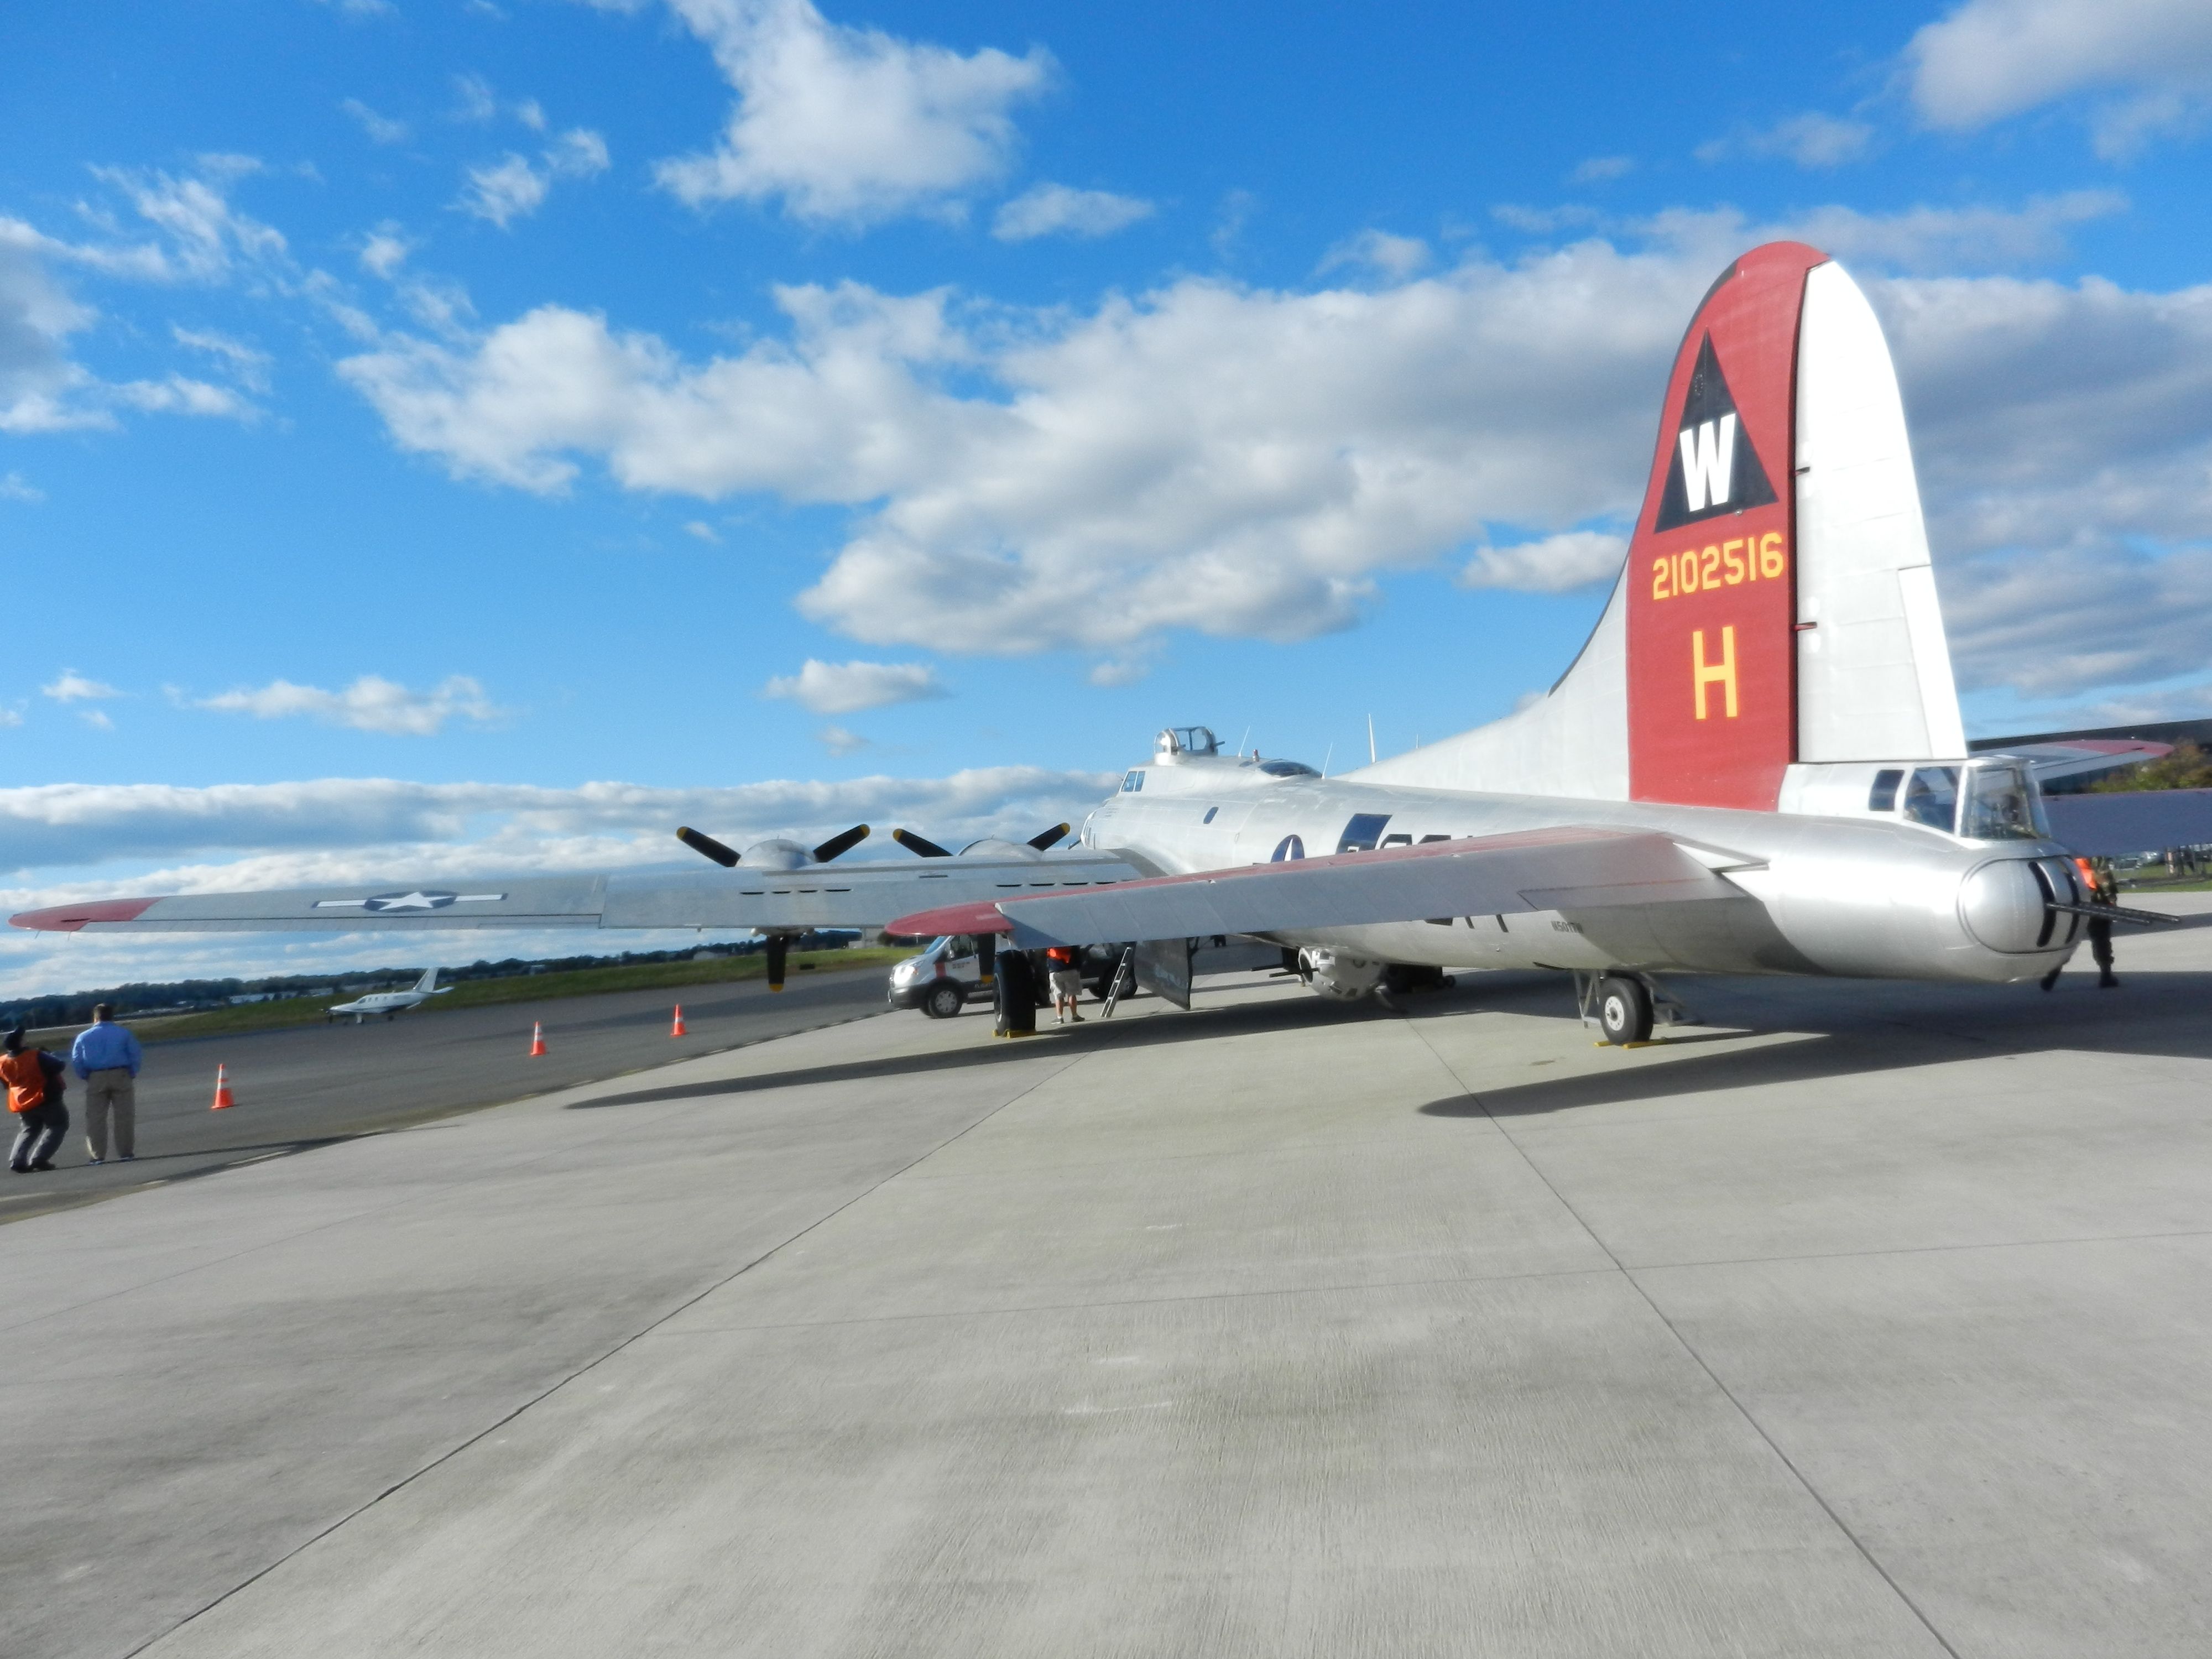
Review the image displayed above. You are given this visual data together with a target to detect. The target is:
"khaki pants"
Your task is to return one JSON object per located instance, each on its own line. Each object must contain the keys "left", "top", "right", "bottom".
{"left": 84, "top": 1068, "right": 135, "bottom": 1160}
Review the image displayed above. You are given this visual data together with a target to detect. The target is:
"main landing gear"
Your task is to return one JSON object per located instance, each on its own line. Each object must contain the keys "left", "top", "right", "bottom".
{"left": 1573, "top": 971, "right": 1691, "bottom": 1046}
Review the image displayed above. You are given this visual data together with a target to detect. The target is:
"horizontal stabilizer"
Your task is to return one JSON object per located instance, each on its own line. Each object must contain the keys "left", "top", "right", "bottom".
{"left": 890, "top": 826, "right": 1741, "bottom": 948}
{"left": 2043, "top": 790, "right": 2212, "bottom": 859}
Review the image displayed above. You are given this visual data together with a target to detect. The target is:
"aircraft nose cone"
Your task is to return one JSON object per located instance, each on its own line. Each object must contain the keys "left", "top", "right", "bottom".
{"left": 1959, "top": 859, "right": 2047, "bottom": 953}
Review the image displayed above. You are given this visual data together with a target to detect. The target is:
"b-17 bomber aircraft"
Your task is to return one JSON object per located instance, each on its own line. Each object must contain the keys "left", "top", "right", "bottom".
{"left": 326, "top": 964, "right": 451, "bottom": 1023}
{"left": 15, "top": 242, "right": 2207, "bottom": 1042}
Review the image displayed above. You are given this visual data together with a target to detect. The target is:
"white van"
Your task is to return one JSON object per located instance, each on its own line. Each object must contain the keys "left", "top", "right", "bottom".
{"left": 887, "top": 937, "right": 1129, "bottom": 1019}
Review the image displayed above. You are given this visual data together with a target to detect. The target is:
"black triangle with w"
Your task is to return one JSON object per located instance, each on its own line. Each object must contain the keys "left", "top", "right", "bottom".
{"left": 1653, "top": 333, "right": 1778, "bottom": 532}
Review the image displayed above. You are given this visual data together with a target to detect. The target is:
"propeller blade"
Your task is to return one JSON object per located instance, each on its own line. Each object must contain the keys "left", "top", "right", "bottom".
{"left": 811, "top": 823, "right": 870, "bottom": 863}
{"left": 765, "top": 935, "right": 789, "bottom": 992}
{"left": 892, "top": 827, "right": 952, "bottom": 859}
{"left": 1026, "top": 822, "right": 1072, "bottom": 851}
{"left": 676, "top": 826, "right": 739, "bottom": 868}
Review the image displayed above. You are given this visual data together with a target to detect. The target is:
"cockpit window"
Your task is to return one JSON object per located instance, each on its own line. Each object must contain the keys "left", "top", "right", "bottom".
{"left": 1959, "top": 764, "right": 2042, "bottom": 842}
{"left": 1868, "top": 769, "right": 1903, "bottom": 813}
{"left": 1256, "top": 759, "right": 1319, "bottom": 778}
{"left": 1120, "top": 770, "right": 1145, "bottom": 793}
{"left": 1901, "top": 766, "right": 1960, "bottom": 832}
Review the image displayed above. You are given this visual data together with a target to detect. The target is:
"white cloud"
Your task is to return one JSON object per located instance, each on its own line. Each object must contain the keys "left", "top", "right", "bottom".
{"left": 0, "top": 471, "right": 40, "bottom": 502}
{"left": 173, "top": 325, "right": 271, "bottom": 391}
{"left": 817, "top": 723, "right": 868, "bottom": 754}
{"left": 335, "top": 201, "right": 2212, "bottom": 685}
{"left": 197, "top": 674, "right": 503, "bottom": 736}
{"left": 1458, "top": 529, "right": 1627, "bottom": 593}
{"left": 79, "top": 709, "right": 114, "bottom": 731}
{"left": 459, "top": 156, "right": 549, "bottom": 227}
{"left": 1317, "top": 229, "right": 1432, "bottom": 279}
{"left": 761, "top": 658, "right": 946, "bottom": 714}
{"left": 0, "top": 708, "right": 21, "bottom": 728}
{"left": 1698, "top": 112, "right": 1876, "bottom": 168}
{"left": 992, "top": 183, "right": 1153, "bottom": 241}
{"left": 1085, "top": 659, "right": 1149, "bottom": 688}
{"left": 0, "top": 162, "right": 298, "bottom": 433}
{"left": 655, "top": 0, "right": 1053, "bottom": 225}
{"left": 453, "top": 73, "right": 500, "bottom": 124}
{"left": 458, "top": 129, "right": 610, "bottom": 227}
{"left": 683, "top": 519, "right": 720, "bottom": 542}
{"left": 341, "top": 98, "right": 410, "bottom": 144}
{"left": 359, "top": 225, "right": 414, "bottom": 278}
{"left": 112, "top": 374, "right": 257, "bottom": 420}
{"left": 43, "top": 671, "right": 120, "bottom": 703}
{"left": 1907, "top": 0, "right": 2212, "bottom": 154}
{"left": 1571, "top": 155, "right": 1635, "bottom": 183}
{"left": 515, "top": 98, "right": 547, "bottom": 133}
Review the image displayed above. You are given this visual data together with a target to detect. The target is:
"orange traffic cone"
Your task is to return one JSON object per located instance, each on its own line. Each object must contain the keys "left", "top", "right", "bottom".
{"left": 211, "top": 1064, "right": 235, "bottom": 1111}
{"left": 528, "top": 1021, "right": 546, "bottom": 1057}
{"left": 670, "top": 1004, "right": 686, "bottom": 1038}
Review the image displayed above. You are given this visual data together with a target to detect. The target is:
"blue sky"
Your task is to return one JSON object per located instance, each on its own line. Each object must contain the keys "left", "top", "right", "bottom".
{"left": 3, "top": 0, "right": 2209, "bottom": 994}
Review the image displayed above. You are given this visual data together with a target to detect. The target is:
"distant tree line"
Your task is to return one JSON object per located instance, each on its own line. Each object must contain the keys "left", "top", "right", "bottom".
{"left": 1, "top": 930, "right": 862, "bottom": 1031}
{"left": 2091, "top": 742, "right": 2212, "bottom": 793}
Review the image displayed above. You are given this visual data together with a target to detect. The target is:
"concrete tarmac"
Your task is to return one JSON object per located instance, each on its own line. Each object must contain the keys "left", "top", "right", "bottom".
{"left": 7, "top": 901, "right": 2212, "bottom": 1657}
{"left": 1, "top": 963, "right": 893, "bottom": 1225}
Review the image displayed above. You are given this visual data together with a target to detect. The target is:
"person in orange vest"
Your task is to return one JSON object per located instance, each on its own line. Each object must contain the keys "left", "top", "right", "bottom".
{"left": 5, "top": 1027, "right": 70, "bottom": 1175}
{"left": 1045, "top": 945, "right": 1085, "bottom": 1025}
{"left": 2041, "top": 857, "right": 2120, "bottom": 992}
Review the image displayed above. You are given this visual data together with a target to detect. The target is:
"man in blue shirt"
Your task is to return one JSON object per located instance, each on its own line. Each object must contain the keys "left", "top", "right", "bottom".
{"left": 71, "top": 1004, "right": 143, "bottom": 1165}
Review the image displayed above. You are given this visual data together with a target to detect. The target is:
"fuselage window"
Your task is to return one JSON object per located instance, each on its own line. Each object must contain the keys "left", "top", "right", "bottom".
{"left": 1418, "top": 833, "right": 1451, "bottom": 843}
{"left": 1337, "top": 813, "right": 1391, "bottom": 854}
{"left": 1202, "top": 806, "right": 1218, "bottom": 824}
{"left": 1121, "top": 770, "right": 1145, "bottom": 793}
{"left": 1868, "top": 769, "right": 1903, "bottom": 812}
{"left": 1381, "top": 833, "right": 1413, "bottom": 849}
{"left": 1902, "top": 766, "right": 1960, "bottom": 833}
{"left": 1270, "top": 834, "right": 1306, "bottom": 862}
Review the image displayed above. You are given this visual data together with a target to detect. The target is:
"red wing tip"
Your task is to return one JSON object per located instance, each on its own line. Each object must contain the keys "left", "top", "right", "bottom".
{"left": 9, "top": 897, "right": 161, "bottom": 932}
{"left": 887, "top": 901, "right": 1011, "bottom": 938}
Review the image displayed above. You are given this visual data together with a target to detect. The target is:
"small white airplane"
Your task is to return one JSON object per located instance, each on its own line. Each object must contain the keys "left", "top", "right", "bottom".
{"left": 17, "top": 240, "right": 2208, "bottom": 1044}
{"left": 326, "top": 967, "right": 450, "bottom": 1024}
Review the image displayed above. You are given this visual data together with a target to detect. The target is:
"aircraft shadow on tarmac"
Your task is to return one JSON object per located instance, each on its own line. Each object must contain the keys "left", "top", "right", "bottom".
{"left": 569, "top": 961, "right": 2212, "bottom": 1124}
{"left": 567, "top": 983, "right": 1388, "bottom": 1109}
{"left": 1415, "top": 967, "right": 2212, "bottom": 1120}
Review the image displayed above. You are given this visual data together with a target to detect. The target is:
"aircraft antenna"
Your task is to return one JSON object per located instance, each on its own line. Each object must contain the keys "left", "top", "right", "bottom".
{"left": 1321, "top": 743, "right": 1332, "bottom": 779}
{"left": 1367, "top": 715, "right": 1376, "bottom": 765}
{"left": 1236, "top": 725, "right": 1250, "bottom": 758}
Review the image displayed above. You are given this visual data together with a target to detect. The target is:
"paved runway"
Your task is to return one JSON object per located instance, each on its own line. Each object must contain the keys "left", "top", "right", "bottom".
{"left": 1, "top": 962, "right": 894, "bottom": 1225}
{"left": 8, "top": 902, "right": 2212, "bottom": 1657}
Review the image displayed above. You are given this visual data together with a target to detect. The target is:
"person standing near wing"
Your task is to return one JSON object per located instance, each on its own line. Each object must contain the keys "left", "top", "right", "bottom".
{"left": 5, "top": 1027, "right": 69, "bottom": 1175}
{"left": 1045, "top": 945, "right": 1084, "bottom": 1025}
{"left": 2043, "top": 857, "right": 2121, "bottom": 992}
{"left": 71, "top": 1003, "right": 142, "bottom": 1164}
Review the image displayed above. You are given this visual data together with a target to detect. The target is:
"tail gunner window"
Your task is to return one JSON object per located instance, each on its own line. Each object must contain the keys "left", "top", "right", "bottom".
{"left": 1959, "top": 764, "right": 2041, "bottom": 842}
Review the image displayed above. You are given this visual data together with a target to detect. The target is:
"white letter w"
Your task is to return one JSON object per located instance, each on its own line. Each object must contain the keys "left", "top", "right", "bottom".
{"left": 1677, "top": 414, "right": 1736, "bottom": 512}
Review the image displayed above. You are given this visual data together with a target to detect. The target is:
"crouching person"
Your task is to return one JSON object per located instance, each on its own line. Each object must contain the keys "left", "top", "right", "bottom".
{"left": 5, "top": 1028, "right": 69, "bottom": 1175}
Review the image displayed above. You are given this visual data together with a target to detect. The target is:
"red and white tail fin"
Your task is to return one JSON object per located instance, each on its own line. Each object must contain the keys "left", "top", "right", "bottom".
{"left": 1358, "top": 241, "right": 1963, "bottom": 808}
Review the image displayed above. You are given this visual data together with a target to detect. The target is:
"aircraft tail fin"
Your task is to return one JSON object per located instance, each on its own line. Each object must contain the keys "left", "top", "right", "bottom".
{"left": 415, "top": 966, "right": 440, "bottom": 994}
{"left": 1355, "top": 241, "right": 1963, "bottom": 808}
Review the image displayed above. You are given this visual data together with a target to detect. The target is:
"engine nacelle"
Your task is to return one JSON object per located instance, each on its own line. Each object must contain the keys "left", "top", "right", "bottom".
{"left": 1298, "top": 947, "right": 1385, "bottom": 1001}
{"left": 738, "top": 838, "right": 812, "bottom": 871}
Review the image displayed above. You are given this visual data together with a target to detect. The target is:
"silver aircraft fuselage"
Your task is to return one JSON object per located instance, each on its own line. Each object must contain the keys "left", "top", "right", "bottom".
{"left": 1078, "top": 749, "right": 2082, "bottom": 986}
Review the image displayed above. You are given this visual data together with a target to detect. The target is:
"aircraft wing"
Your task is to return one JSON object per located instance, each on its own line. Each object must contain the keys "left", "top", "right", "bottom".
{"left": 890, "top": 826, "right": 1743, "bottom": 947}
{"left": 2042, "top": 790, "right": 2212, "bottom": 859}
{"left": 9, "top": 852, "right": 1144, "bottom": 935}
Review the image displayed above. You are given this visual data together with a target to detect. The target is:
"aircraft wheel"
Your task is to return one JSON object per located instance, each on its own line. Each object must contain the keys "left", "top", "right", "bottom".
{"left": 922, "top": 982, "right": 966, "bottom": 1020}
{"left": 1597, "top": 975, "right": 1652, "bottom": 1046}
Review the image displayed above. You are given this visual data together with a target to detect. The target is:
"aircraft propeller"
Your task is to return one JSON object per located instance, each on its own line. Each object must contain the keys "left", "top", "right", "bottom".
{"left": 673, "top": 822, "right": 872, "bottom": 992}
{"left": 891, "top": 822, "right": 1071, "bottom": 858}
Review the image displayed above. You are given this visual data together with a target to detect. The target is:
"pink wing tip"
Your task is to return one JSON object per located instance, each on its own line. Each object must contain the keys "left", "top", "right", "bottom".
{"left": 887, "top": 900, "right": 1011, "bottom": 938}
{"left": 9, "top": 897, "right": 161, "bottom": 932}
